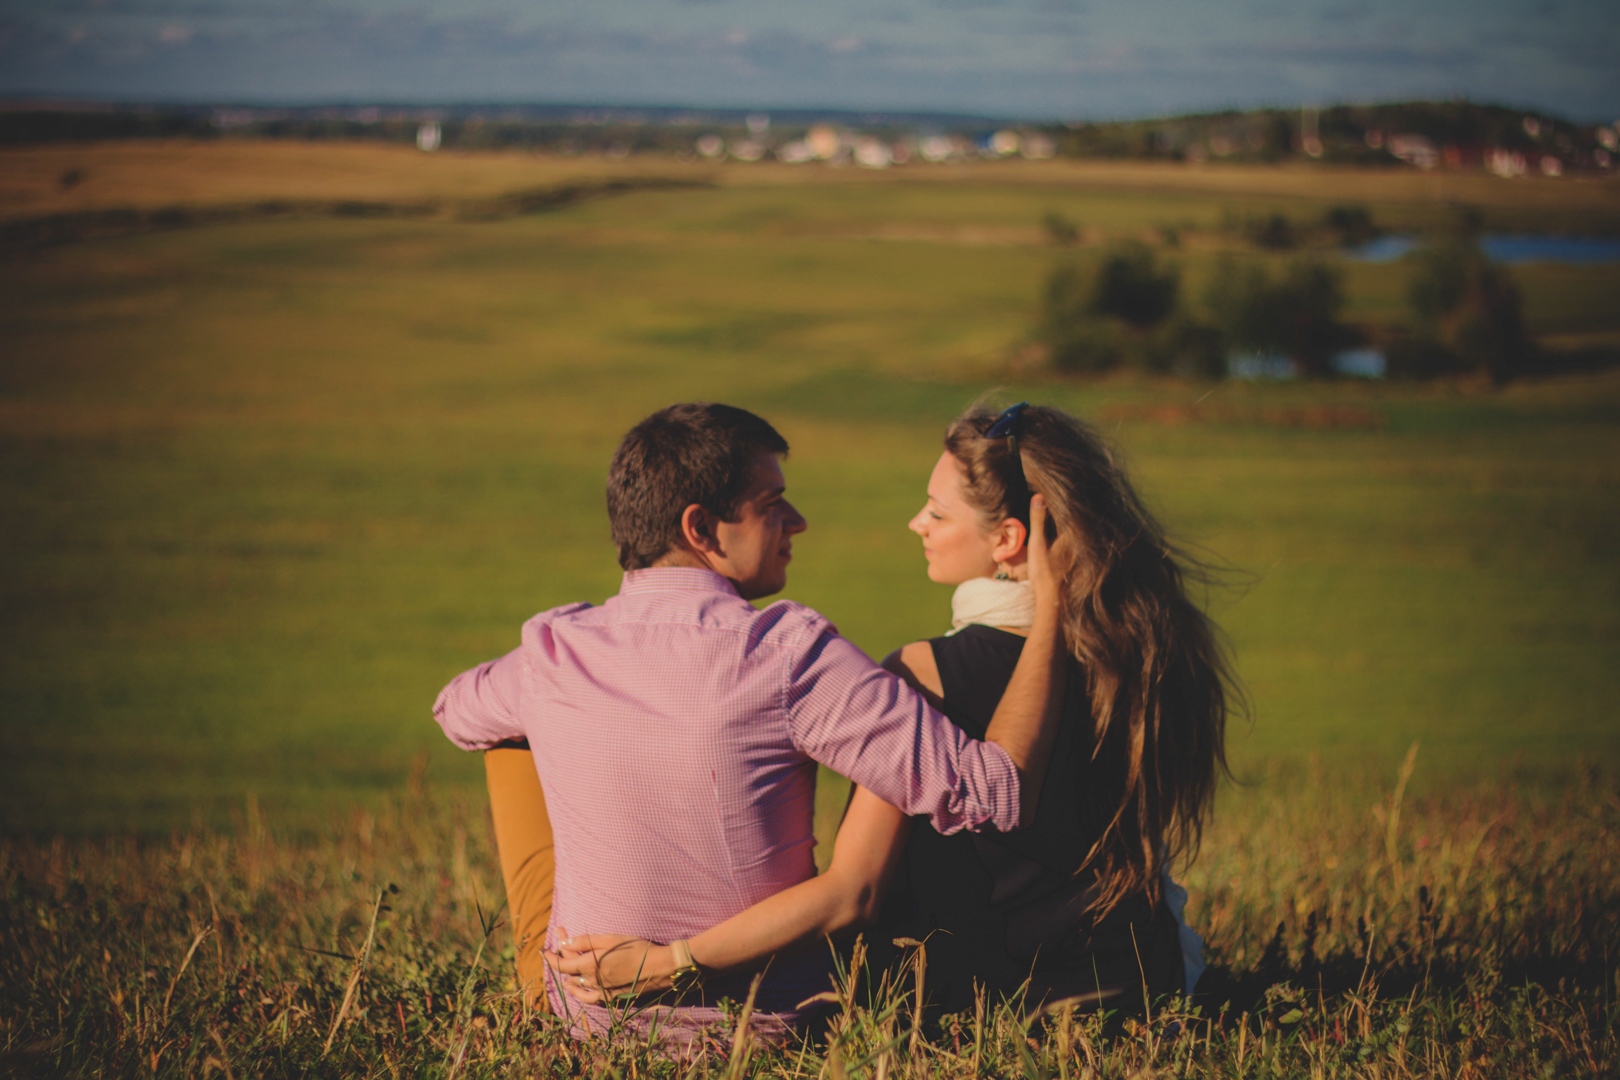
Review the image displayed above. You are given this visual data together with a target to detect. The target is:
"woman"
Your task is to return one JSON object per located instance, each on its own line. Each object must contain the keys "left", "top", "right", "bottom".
{"left": 551, "top": 402, "right": 1233, "bottom": 1017}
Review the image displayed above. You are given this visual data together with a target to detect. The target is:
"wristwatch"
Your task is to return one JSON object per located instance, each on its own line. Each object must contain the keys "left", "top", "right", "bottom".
{"left": 669, "top": 939, "right": 704, "bottom": 996}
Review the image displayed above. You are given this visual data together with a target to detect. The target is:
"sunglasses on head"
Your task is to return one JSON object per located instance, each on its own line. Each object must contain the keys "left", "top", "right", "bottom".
{"left": 985, "top": 401, "right": 1029, "bottom": 441}
{"left": 985, "top": 401, "right": 1031, "bottom": 506}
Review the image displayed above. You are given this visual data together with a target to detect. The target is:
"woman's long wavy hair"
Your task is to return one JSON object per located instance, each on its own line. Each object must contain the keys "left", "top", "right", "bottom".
{"left": 945, "top": 404, "right": 1238, "bottom": 917}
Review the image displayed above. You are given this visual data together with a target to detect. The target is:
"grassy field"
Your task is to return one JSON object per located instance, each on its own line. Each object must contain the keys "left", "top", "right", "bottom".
{"left": 3, "top": 766, "right": 1615, "bottom": 1076}
{"left": 0, "top": 138, "right": 1617, "bottom": 1073}
{"left": 3, "top": 141, "right": 1617, "bottom": 833}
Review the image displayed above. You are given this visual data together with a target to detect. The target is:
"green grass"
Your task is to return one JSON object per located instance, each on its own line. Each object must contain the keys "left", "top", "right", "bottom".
{"left": 3, "top": 765, "right": 1615, "bottom": 1077}
{"left": 1, "top": 148, "right": 1617, "bottom": 1077}
{"left": 9, "top": 181, "right": 1620, "bottom": 835}
{"left": 2, "top": 171, "right": 1619, "bottom": 833}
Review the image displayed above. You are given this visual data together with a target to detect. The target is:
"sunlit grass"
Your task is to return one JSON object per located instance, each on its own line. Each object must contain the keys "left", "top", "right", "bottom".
{"left": 2, "top": 136, "right": 1617, "bottom": 1076}
{"left": 4, "top": 185, "right": 1620, "bottom": 832}
{"left": 2, "top": 760, "right": 1614, "bottom": 1076}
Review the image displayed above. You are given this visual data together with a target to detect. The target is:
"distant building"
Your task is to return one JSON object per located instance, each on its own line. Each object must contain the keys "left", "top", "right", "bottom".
{"left": 805, "top": 125, "right": 841, "bottom": 160}
{"left": 775, "top": 140, "right": 816, "bottom": 165}
{"left": 1387, "top": 134, "right": 1439, "bottom": 170}
{"left": 988, "top": 130, "right": 1020, "bottom": 156}
{"left": 853, "top": 137, "right": 892, "bottom": 169}
{"left": 1021, "top": 132, "right": 1056, "bottom": 159}
{"left": 416, "top": 122, "right": 441, "bottom": 152}
{"left": 1487, "top": 148, "right": 1528, "bottom": 178}
{"left": 918, "top": 134, "right": 956, "bottom": 162}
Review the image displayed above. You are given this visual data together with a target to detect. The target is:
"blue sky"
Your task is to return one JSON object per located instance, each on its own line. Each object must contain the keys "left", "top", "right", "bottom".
{"left": 3, "top": 0, "right": 1615, "bottom": 122}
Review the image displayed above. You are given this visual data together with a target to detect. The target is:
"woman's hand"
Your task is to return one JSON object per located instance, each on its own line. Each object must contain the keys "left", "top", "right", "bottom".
{"left": 544, "top": 931, "right": 675, "bottom": 1004}
{"left": 1025, "top": 493, "right": 1066, "bottom": 619}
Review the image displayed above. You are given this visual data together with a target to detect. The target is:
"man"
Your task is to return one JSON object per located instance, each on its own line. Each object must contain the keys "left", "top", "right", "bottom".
{"left": 433, "top": 403, "right": 1062, "bottom": 1046}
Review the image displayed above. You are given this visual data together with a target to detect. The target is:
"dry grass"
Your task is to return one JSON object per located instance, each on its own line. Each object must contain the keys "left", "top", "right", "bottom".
{"left": 3, "top": 757, "right": 1614, "bottom": 1078}
{"left": 7, "top": 139, "right": 1617, "bottom": 226}
{"left": 0, "top": 139, "right": 720, "bottom": 222}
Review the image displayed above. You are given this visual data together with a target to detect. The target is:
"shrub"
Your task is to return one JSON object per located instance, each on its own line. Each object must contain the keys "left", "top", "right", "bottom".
{"left": 1246, "top": 213, "right": 1296, "bottom": 250}
{"left": 1386, "top": 333, "right": 1471, "bottom": 380}
{"left": 1205, "top": 256, "right": 1348, "bottom": 377}
{"left": 1150, "top": 316, "right": 1227, "bottom": 378}
{"left": 1039, "top": 243, "right": 1183, "bottom": 374}
{"left": 1407, "top": 238, "right": 1530, "bottom": 382}
{"left": 1042, "top": 210, "right": 1080, "bottom": 246}
{"left": 1091, "top": 240, "right": 1179, "bottom": 328}
{"left": 1324, "top": 204, "right": 1378, "bottom": 246}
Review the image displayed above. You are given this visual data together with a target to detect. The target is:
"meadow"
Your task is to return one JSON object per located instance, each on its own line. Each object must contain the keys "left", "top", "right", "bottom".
{"left": 1, "top": 141, "right": 1617, "bottom": 1075}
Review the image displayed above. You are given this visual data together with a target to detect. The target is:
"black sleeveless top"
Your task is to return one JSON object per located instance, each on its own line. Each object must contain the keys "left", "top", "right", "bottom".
{"left": 872, "top": 625, "right": 1185, "bottom": 1015}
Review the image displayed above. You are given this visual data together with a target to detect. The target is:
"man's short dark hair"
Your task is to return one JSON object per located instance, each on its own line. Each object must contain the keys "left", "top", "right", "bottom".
{"left": 607, "top": 403, "right": 790, "bottom": 570}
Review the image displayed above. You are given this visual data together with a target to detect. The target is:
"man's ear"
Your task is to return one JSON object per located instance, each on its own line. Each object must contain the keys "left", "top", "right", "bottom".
{"left": 679, "top": 503, "right": 721, "bottom": 556}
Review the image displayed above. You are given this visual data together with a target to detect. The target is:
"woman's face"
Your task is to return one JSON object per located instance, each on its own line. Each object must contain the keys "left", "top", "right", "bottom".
{"left": 909, "top": 451, "right": 1004, "bottom": 585}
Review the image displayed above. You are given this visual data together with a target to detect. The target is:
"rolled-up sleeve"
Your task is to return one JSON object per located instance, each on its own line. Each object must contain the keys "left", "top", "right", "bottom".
{"left": 433, "top": 648, "right": 525, "bottom": 750}
{"left": 784, "top": 627, "right": 1021, "bottom": 834}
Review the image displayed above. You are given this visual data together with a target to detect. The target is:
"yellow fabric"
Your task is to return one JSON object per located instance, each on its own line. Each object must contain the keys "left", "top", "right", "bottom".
{"left": 484, "top": 746, "right": 554, "bottom": 1010}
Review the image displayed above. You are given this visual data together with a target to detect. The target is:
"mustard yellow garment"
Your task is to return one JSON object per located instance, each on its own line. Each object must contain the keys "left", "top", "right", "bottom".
{"left": 484, "top": 746, "right": 553, "bottom": 1010}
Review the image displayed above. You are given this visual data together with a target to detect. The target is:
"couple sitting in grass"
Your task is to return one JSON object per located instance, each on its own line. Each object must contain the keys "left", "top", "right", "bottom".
{"left": 433, "top": 400, "right": 1231, "bottom": 1050}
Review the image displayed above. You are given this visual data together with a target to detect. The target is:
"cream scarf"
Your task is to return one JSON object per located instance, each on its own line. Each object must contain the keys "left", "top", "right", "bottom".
{"left": 949, "top": 576, "right": 1035, "bottom": 634}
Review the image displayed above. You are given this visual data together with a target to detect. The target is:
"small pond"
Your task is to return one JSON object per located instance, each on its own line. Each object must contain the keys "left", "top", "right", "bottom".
{"left": 1347, "top": 235, "right": 1620, "bottom": 264}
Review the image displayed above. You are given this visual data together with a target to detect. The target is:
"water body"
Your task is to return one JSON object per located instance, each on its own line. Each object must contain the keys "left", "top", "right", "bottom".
{"left": 1228, "top": 349, "right": 1388, "bottom": 380}
{"left": 1347, "top": 235, "right": 1620, "bottom": 264}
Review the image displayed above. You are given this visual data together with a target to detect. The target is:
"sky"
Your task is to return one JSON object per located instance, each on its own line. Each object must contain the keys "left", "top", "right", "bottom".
{"left": 3, "top": 0, "right": 1616, "bottom": 123}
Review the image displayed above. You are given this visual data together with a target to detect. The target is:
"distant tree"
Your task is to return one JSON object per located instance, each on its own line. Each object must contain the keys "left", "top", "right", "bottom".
{"left": 1042, "top": 211, "right": 1080, "bottom": 246}
{"left": 1091, "top": 240, "right": 1180, "bottom": 328}
{"left": 1324, "top": 204, "right": 1378, "bottom": 247}
{"left": 1405, "top": 237, "right": 1529, "bottom": 382}
{"left": 1246, "top": 213, "right": 1296, "bottom": 250}
{"left": 1205, "top": 256, "right": 1348, "bottom": 376}
{"left": 1148, "top": 316, "right": 1226, "bottom": 378}
{"left": 1039, "top": 242, "right": 1183, "bottom": 374}
{"left": 1040, "top": 263, "right": 1123, "bottom": 372}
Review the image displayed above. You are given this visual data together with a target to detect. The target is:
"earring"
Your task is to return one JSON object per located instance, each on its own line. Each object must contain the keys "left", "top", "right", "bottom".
{"left": 993, "top": 563, "right": 1011, "bottom": 581}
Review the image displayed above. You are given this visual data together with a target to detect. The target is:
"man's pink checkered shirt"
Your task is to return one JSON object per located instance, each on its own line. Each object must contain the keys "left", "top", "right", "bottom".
{"left": 433, "top": 567, "right": 1021, "bottom": 1042}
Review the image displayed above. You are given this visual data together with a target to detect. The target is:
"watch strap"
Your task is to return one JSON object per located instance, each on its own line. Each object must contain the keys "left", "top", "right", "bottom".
{"left": 669, "top": 939, "right": 703, "bottom": 995}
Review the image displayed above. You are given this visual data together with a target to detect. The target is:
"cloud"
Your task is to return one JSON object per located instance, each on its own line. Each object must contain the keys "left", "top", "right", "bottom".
{"left": 0, "top": 0, "right": 1614, "bottom": 122}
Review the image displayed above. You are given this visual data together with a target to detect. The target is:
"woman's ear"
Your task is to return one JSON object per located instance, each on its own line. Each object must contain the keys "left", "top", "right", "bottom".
{"left": 990, "top": 516, "right": 1029, "bottom": 565}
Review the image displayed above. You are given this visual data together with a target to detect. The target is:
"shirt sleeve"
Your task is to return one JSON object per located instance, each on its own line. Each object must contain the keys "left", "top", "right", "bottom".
{"left": 784, "top": 626, "right": 1022, "bottom": 834}
{"left": 432, "top": 647, "right": 526, "bottom": 750}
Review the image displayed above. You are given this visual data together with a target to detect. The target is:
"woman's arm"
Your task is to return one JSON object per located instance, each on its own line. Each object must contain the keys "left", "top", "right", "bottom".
{"left": 546, "top": 785, "right": 910, "bottom": 1002}
{"left": 887, "top": 495, "right": 1066, "bottom": 828}
{"left": 978, "top": 495, "right": 1066, "bottom": 825}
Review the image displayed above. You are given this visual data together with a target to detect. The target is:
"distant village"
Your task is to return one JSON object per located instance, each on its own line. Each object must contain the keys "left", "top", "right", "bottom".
{"left": 4, "top": 100, "right": 1616, "bottom": 178}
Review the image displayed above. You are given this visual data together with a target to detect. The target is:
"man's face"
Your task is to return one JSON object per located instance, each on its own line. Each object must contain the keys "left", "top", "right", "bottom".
{"left": 713, "top": 453, "right": 808, "bottom": 600}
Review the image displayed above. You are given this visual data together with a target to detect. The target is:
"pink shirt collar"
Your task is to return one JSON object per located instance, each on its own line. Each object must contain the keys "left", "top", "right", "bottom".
{"left": 619, "top": 565, "right": 741, "bottom": 598}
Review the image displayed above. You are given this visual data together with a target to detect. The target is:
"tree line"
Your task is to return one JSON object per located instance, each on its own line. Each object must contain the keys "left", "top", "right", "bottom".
{"left": 1035, "top": 215, "right": 1531, "bottom": 382}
